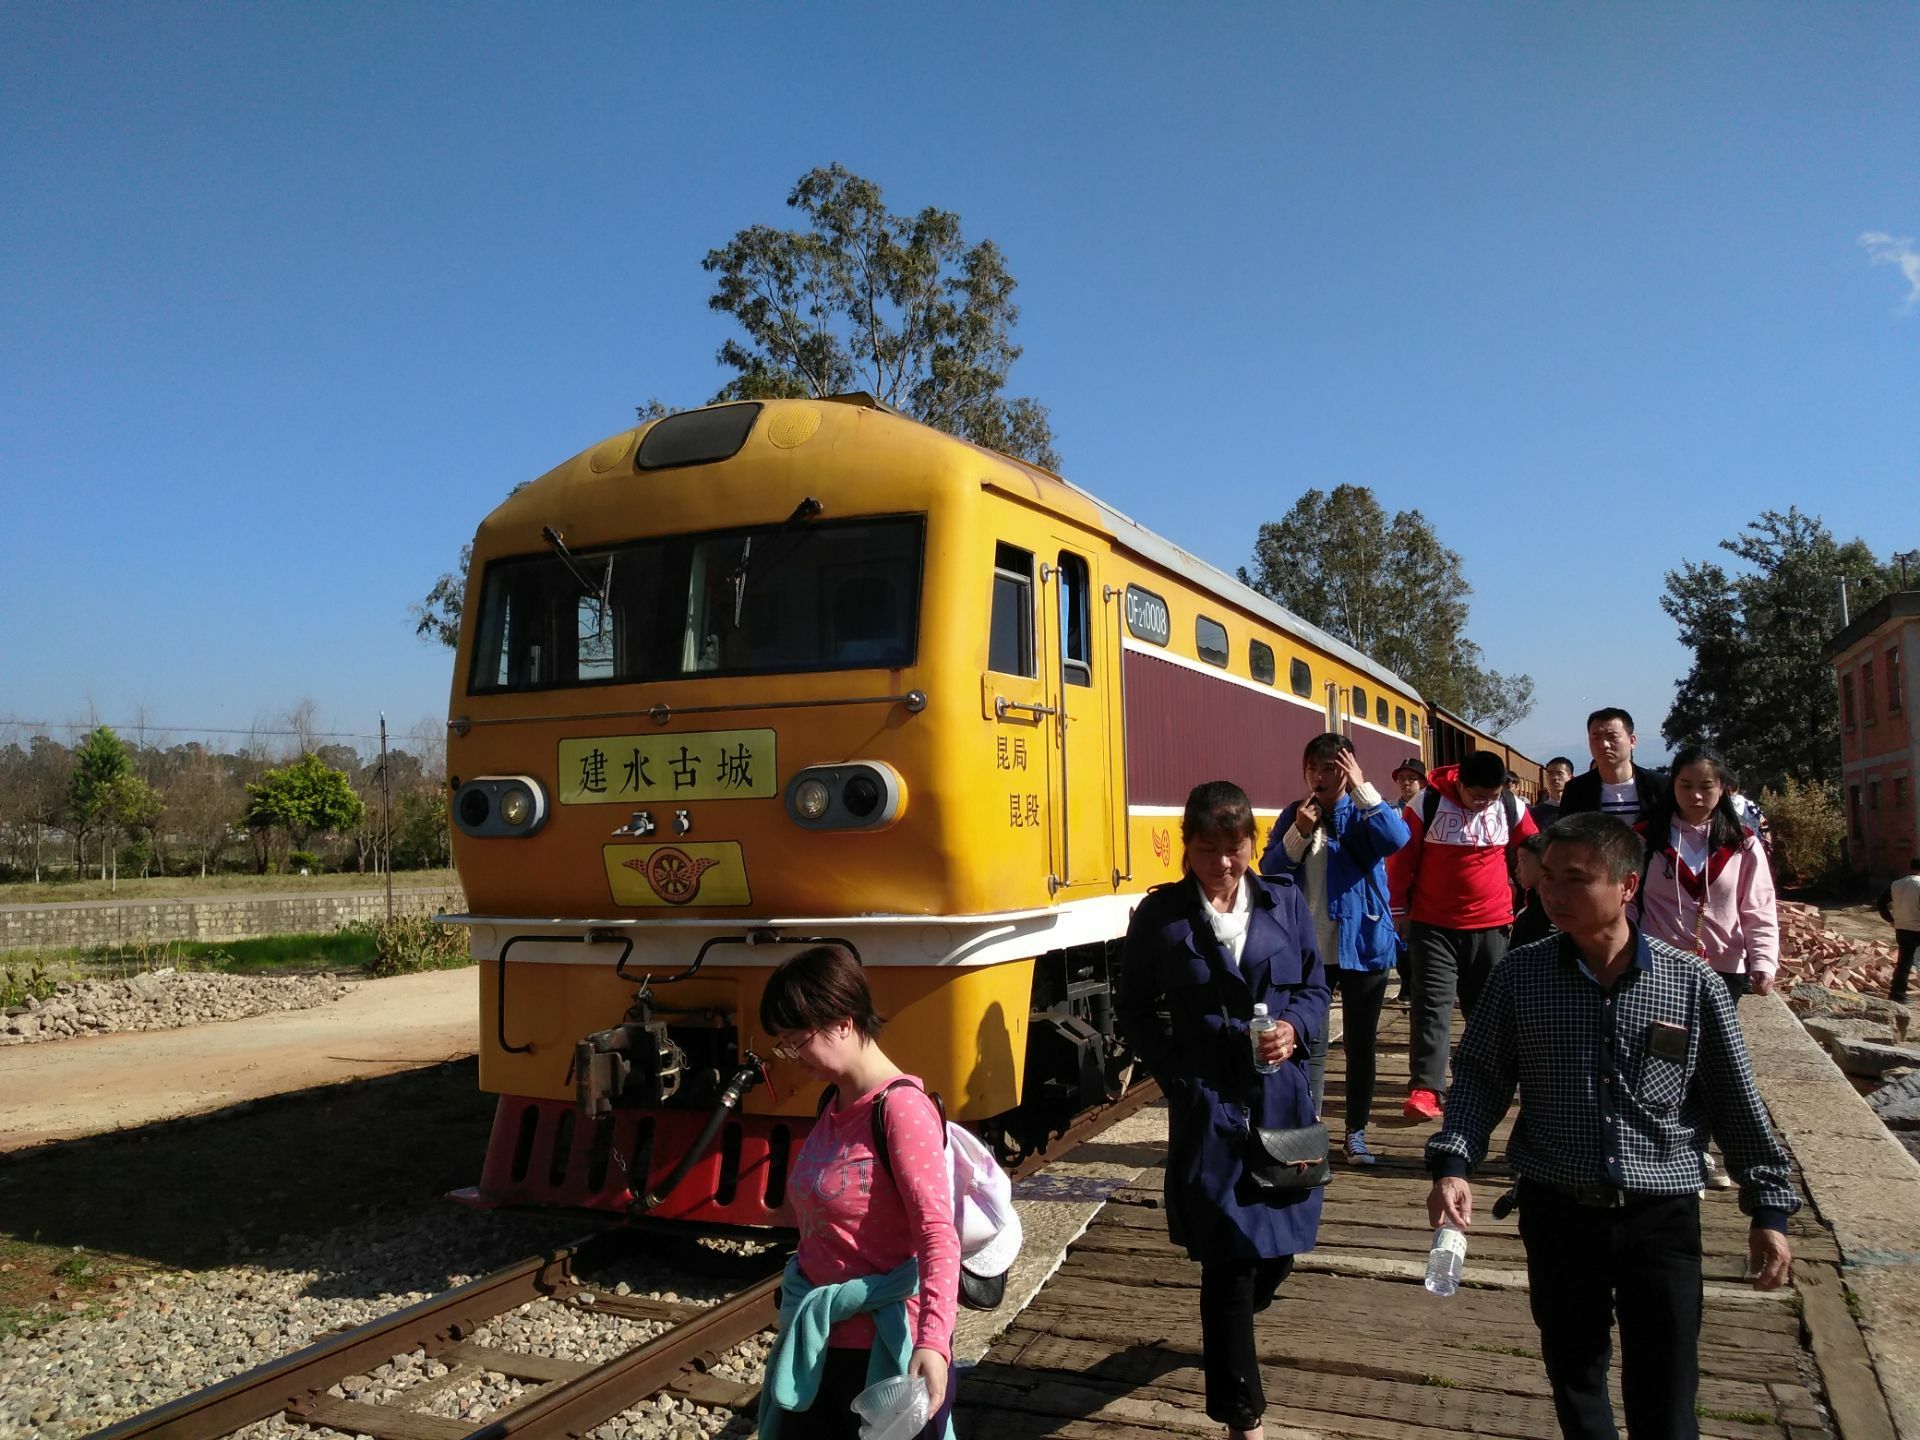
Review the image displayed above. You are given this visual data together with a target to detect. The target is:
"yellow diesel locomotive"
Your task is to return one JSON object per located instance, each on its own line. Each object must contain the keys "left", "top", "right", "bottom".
{"left": 443, "top": 396, "right": 1429, "bottom": 1225}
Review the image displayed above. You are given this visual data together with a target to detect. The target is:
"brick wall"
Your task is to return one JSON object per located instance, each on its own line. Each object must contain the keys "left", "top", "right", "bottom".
{"left": 1837, "top": 612, "right": 1920, "bottom": 885}
{"left": 0, "top": 886, "right": 467, "bottom": 953}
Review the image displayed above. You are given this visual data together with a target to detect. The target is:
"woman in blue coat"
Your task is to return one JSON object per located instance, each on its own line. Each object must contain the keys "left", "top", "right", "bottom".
{"left": 1261, "top": 734, "right": 1409, "bottom": 1166}
{"left": 1118, "top": 780, "right": 1329, "bottom": 1440}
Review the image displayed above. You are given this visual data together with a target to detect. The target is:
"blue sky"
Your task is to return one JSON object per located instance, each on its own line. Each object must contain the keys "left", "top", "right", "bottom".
{"left": 3, "top": 3, "right": 1915, "bottom": 766}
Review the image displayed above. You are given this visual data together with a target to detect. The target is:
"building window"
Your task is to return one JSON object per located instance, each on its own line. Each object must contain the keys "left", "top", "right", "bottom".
{"left": 1851, "top": 785, "right": 1864, "bottom": 836}
{"left": 1864, "top": 659, "right": 1877, "bottom": 723}
{"left": 1196, "top": 616, "right": 1229, "bottom": 667}
{"left": 1290, "top": 658, "right": 1311, "bottom": 697}
{"left": 1843, "top": 673, "right": 1856, "bottom": 730}
{"left": 1249, "top": 640, "right": 1276, "bottom": 686}
{"left": 1352, "top": 684, "right": 1368, "bottom": 720}
{"left": 1057, "top": 552, "right": 1092, "bottom": 687}
{"left": 1870, "top": 780, "right": 1883, "bottom": 813}
{"left": 1395, "top": 705, "right": 1408, "bottom": 734}
{"left": 988, "top": 543, "right": 1035, "bottom": 677}
{"left": 1897, "top": 776, "right": 1910, "bottom": 811}
{"left": 1892, "top": 647, "right": 1904, "bottom": 712}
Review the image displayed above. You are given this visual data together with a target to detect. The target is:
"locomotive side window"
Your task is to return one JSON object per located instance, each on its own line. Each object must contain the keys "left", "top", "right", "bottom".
{"left": 468, "top": 516, "right": 925, "bottom": 693}
{"left": 989, "top": 543, "right": 1036, "bottom": 678}
{"left": 1290, "top": 658, "right": 1311, "bottom": 697}
{"left": 1376, "top": 696, "right": 1389, "bottom": 726}
{"left": 1058, "top": 551, "right": 1092, "bottom": 687}
{"left": 1196, "top": 616, "right": 1229, "bottom": 667}
{"left": 1352, "top": 684, "right": 1368, "bottom": 718}
{"left": 1395, "top": 705, "right": 1407, "bottom": 733}
{"left": 1249, "top": 640, "right": 1276, "bottom": 686}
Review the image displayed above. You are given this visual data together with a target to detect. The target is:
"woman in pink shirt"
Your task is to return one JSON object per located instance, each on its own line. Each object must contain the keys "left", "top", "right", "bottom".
{"left": 1634, "top": 745, "right": 1780, "bottom": 1002}
{"left": 757, "top": 945, "right": 960, "bottom": 1440}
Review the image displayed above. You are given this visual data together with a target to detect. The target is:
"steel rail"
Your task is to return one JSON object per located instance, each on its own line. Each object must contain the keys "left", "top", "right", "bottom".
{"left": 85, "top": 1232, "right": 615, "bottom": 1440}
{"left": 88, "top": 1080, "right": 1163, "bottom": 1440}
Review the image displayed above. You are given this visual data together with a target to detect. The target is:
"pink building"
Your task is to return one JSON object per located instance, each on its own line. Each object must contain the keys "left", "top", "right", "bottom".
{"left": 1827, "top": 591, "right": 1920, "bottom": 884}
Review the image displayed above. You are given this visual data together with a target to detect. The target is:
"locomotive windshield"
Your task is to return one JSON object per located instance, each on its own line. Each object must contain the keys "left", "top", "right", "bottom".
{"left": 468, "top": 515, "right": 924, "bottom": 694}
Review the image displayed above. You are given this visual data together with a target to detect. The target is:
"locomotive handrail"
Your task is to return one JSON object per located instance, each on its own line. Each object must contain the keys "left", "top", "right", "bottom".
{"left": 993, "top": 696, "right": 1057, "bottom": 720}
{"left": 615, "top": 931, "right": 863, "bottom": 985}
{"left": 449, "top": 689, "right": 928, "bottom": 734}
{"left": 495, "top": 933, "right": 634, "bottom": 1054}
{"left": 1104, "top": 583, "right": 1133, "bottom": 885}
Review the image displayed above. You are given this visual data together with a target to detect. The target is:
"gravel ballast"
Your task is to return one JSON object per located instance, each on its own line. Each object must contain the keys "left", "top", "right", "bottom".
{"left": 0, "top": 968, "right": 352, "bottom": 1044}
{"left": 0, "top": 1208, "right": 780, "bottom": 1439}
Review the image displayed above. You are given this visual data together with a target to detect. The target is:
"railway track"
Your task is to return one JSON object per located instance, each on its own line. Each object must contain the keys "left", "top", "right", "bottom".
{"left": 90, "top": 1081, "right": 1162, "bottom": 1440}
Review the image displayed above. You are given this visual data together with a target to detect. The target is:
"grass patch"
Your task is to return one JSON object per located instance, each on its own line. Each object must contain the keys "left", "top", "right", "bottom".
{"left": 0, "top": 868, "right": 460, "bottom": 905}
{"left": 0, "top": 931, "right": 382, "bottom": 978}
{"left": 1465, "top": 1341, "right": 1536, "bottom": 1358}
{"left": 341, "top": 911, "right": 470, "bottom": 976}
{"left": 0, "top": 1238, "right": 158, "bottom": 1344}
{"left": 1696, "top": 1405, "right": 1773, "bottom": 1425}
{"left": 1846, "top": 1287, "right": 1864, "bottom": 1320}
{"left": 1421, "top": 1374, "right": 1461, "bottom": 1388}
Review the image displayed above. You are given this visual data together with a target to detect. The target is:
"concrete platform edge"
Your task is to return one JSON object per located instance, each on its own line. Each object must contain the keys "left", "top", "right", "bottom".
{"left": 1746, "top": 992, "right": 1909, "bottom": 1439}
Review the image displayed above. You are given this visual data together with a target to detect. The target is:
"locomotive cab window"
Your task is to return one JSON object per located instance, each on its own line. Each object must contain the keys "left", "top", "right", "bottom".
{"left": 468, "top": 516, "right": 925, "bottom": 693}
{"left": 1290, "top": 658, "right": 1312, "bottom": 698}
{"left": 1057, "top": 551, "right": 1092, "bottom": 687}
{"left": 989, "top": 543, "right": 1036, "bottom": 678}
{"left": 1196, "top": 616, "right": 1229, "bottom": 667}
{"left": 1249, "top": 640, "right": 1276, "bottom": 686}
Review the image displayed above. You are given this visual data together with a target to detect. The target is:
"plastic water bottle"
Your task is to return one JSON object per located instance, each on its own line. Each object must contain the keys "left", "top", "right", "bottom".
{"left": 1250, "top": 1003, "right": 1282, "bottom": 1074}
{"left": 1425, "top": 1225, "right": 1466, "bottom": 1297}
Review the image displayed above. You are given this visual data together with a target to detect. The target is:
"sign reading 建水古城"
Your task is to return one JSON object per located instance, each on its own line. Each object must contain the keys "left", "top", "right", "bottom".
{"left": 557, "top": 729, "right": 776, "bottom": 804}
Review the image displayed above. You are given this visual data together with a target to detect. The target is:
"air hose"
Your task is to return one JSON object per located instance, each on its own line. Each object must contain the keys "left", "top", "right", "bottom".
{"left": 633, "top": 1060, "right": 763, "bottom": 1212}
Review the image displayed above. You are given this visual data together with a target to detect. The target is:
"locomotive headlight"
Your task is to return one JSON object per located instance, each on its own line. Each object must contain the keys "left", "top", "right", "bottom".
{"left": 453, "top": 776, "right": 549, "bottom": 838}
{"left": 793, "top": 778, "right": 832, "bottom": 821}
{"left": 784, "top": 764, "right": 905, "bottom": 831}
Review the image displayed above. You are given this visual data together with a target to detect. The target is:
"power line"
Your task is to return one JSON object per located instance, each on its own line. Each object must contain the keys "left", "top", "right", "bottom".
{"left": 0, "top": 718, "right": 425, "bottom": 744}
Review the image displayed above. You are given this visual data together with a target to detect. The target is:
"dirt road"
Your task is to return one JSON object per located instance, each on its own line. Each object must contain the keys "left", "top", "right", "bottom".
{"left": 0, "top": 968, "right": 479, "bottom": 1152}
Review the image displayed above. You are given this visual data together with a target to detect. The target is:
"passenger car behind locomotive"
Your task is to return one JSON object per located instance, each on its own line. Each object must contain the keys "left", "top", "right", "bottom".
{"left": 443, "top": 396, "right": 1432, "bottom": 1226}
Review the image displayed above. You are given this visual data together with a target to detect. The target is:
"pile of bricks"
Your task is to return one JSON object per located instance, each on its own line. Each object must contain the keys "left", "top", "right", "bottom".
{"left": 1776, "top": 900, "right": 1898, "bottom": 992}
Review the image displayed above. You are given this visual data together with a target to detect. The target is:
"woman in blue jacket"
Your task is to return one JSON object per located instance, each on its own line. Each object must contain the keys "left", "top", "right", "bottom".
{"left": 1261, "top": 733, "right": 1409, "bottom": 1167}
{"left": 1118, "top": 780, "right": 1328, "bottom": 1440}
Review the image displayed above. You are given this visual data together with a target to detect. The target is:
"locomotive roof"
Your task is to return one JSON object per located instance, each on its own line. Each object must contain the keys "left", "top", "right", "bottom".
{"left": 808, "top": 396, "right": 1423, "bottom": 704}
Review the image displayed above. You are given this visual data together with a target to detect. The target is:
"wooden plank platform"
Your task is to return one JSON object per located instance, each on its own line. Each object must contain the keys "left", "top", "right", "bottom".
{"left": 956, "top": 1004, "right": 1838, "bottom": 1440}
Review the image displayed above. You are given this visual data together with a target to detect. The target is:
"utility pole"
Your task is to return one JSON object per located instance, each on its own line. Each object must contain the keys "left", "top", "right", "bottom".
{"left": 380, "top": 711, "right": 394, "bottom": 922}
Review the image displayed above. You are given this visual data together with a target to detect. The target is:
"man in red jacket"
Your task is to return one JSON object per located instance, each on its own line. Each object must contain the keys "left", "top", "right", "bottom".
{"left": 1388, "top": 749, "right": 1538, "bottom": 1121}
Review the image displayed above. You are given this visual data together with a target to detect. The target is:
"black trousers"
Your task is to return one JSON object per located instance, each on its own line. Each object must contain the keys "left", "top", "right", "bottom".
{"left": 776, "top": 1346, "right": 955, "bottom": 1440}
{"left": 1893, "top": 930, "right": 1920, "bottom": 1003}
{"left": 1717, "top": 971, "right": 1750, "bottom": 1003}
{"left": 1307, "top": 969, "right": 1393, "bottom": 1129}
{"left": 1518, "top": 1186, "right": 1703, "bottom": 1440}
{"left": 1406, "top": 922, "right": 1508, "bottom": 1095}
{"left": 1198, "top": 1256, "right": 1295, "bottom": 1428}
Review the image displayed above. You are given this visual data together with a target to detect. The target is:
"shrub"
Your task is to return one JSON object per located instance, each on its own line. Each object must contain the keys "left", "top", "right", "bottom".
{"left": 1759, "top": 776, "right": 1846, "bottom": 888}
{"left": 1, "top": 963, "right": 58, "bottom": 1009}
{"left": 286, "top": 850, "right": 321, "bottom": 875}
{"left": 342, "top": 904, "right": 469, "bottom": 976}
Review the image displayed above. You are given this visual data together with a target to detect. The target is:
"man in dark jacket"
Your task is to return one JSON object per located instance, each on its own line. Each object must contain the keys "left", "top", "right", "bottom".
{"left": 1559, "top": 707, "right": 1663, "bottom": 825}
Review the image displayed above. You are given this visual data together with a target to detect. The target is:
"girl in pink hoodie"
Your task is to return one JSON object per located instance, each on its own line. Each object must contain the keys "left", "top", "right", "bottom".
{"left": 1634, "top": 745, "right": 1780, "bottom": 1002}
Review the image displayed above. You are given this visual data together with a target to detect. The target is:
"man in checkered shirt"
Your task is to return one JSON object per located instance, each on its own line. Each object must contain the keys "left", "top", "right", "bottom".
{"left": 1424, "top": 812, "right": 1796, "bottom": 1440}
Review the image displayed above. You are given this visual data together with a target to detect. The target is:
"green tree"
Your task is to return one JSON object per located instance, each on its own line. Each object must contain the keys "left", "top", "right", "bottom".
{"left": 245, "top": 753, "right": 365, "bottom": 864}
{"left": 66, "top": 727, "right": 159, "bottom": 888}
{"left": 1661, "top": 507, "right": 1892, "bottom": 791}
{"left": 1239, "top": 485, "right": 1535, "bottom": 732}
{"left": 704, "top": 164, "right": 1057, "bottom": 467}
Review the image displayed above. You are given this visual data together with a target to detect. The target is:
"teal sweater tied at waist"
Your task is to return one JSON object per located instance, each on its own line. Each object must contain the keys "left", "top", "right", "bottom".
{"left": 758, "top": 1254, "right": 951, "bottom": 1440}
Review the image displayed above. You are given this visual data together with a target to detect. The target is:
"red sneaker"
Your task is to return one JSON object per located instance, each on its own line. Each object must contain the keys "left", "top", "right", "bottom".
{"left": 1402, "top": 1089, "right": 1444, "bottom": 1122}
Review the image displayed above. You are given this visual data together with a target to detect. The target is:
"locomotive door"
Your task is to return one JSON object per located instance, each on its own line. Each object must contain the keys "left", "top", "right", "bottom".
{"left": 1042, "top": 542, "right": 1112, "bottom": 891}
